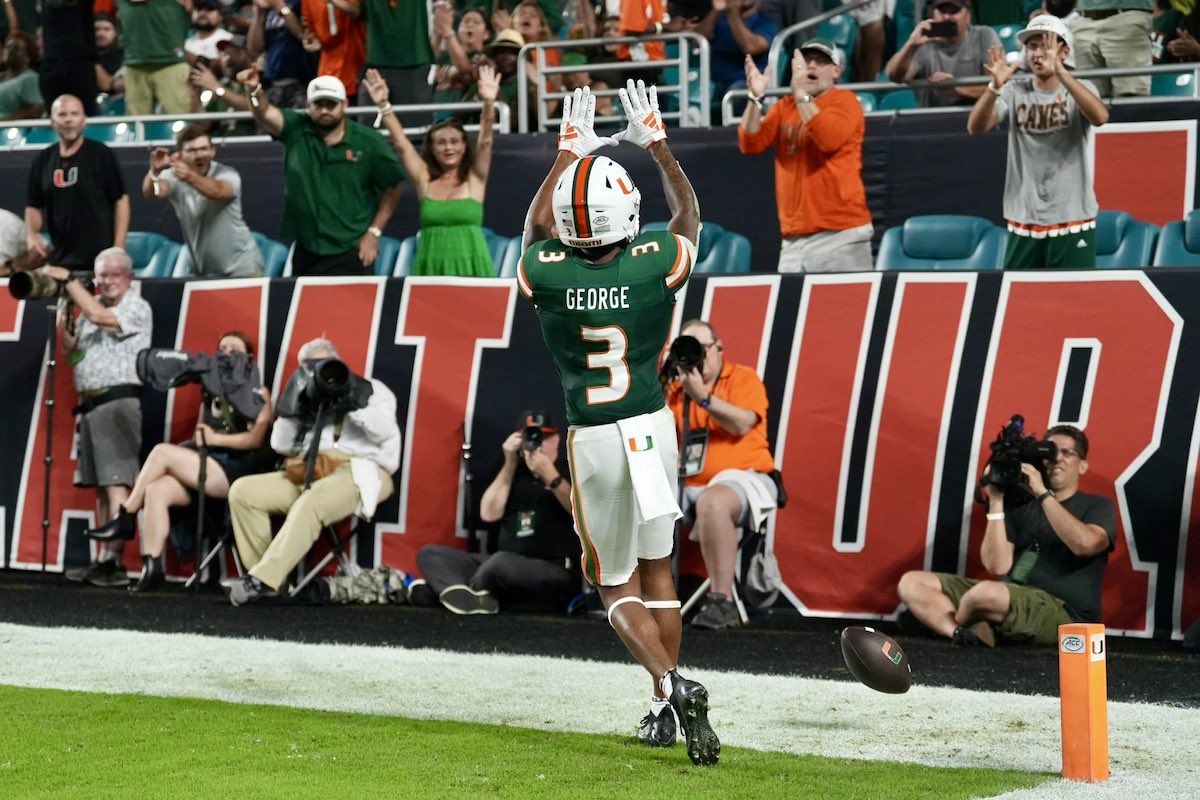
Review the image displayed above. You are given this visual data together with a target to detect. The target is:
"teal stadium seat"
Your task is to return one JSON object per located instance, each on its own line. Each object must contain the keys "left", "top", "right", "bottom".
{"left": 22, "top": 126, "right": 57, "bottom": 145}
{"left": 892, "top": 3, "right": 916, "bottom": 58}
{"left": 84, "top": 122, "right": 133, "bottom": 143}
{"left": 373, "top": 235, "right": 402, "bottom": 276}
{"left": 253, "top": 233, "right": 290, "bottom": 277}
{"left": 2, "top": 126, "right": 22, "bottom": 145}
{"left": 125, "top": 231, "right": 182, "bottom": 277}
{"left": 97, "top": 94, "right": 126, "bottom": 116}
{"left": 643, "top": 221, "right": 751, "bottom": 272}
{"left": 498, "top": 237, "right": 524, "bottom": 278}
{"left": 1151, "top": 71, "right": 1196, "bottom": 97}
{"left": 1095, "top": 210, "right": 1159, "bottom": 268}
{"left": 875, "top": 215, "right": 1006, "bottom": 270}
{"left": 482, "top": 228, "right": 513, "bottom": 275}
{"left": 878, "top": 88, "right": 917, "bottom": 109}
{"left": 1152, "top": 210, "right": 1200, "bottom": 266}
{"left": 394, "top": 235, "right": 418, "bottom": 276}
{"left": 818, "top": 15, "right": 858, "bottom": 82}
{"left": 140, "top": 120, "right": 187, "bottom": 143}
{"left": 992, "top": 24, "right": 1022, "bottom": 55}
{"left": 856, "top": 92, "right": 876, "bottom": 112}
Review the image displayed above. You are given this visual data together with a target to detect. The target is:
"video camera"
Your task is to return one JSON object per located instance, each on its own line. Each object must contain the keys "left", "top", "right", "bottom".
{"left": 137, "top": 347, "right": 266, "bottom": 422}
{"left": 658, "top": 334, "right": 705, "bottom": 385}
{"left": 275, "top": 358, "right": 373, "bottom": 419}
{"left": 7, "top": 270, "right": 94, "bottom": 301}
{"left": 978, "top": 414, "right": 1058, "bottom": 502}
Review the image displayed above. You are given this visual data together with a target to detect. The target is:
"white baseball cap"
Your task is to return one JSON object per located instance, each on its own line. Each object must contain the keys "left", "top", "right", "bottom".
{"left": 307, "top": 75, "right": 347, "bottom": 104}
{"left": 1018, "top": 14, "right": 1075, "bottom": 68}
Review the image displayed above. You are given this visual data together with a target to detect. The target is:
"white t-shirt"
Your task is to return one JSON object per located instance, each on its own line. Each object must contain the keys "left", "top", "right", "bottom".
{"left": 0, "top": 208, "right": 27, "bottom": 264}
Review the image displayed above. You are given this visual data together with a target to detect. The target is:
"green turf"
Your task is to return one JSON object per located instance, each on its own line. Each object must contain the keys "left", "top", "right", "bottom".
{"left": 0, "top": 685, "right": 1054, "bottom": 799}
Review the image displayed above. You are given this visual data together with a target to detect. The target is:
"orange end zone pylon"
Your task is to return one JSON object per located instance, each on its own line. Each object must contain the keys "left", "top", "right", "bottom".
{"left": 1059, "top": 623, "right": 1109, "bottom": 782}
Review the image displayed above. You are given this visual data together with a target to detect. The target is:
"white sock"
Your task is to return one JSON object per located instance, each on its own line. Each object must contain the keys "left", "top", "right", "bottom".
{"left": 659, "top": 669, "right": 676, "bottom": 698}
{"left": 650, "top": 696, "right": 671, "bottom": 714}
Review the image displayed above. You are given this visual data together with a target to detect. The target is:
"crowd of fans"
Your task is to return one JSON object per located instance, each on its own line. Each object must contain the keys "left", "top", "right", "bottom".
{"left": 0, "top": 0, "right": 1192, "bottom": 136}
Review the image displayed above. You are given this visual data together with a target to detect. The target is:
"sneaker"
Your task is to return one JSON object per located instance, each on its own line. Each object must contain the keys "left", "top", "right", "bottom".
{"left": 690, "top": 593, "right": 741, "bottom": 631}
{"left": 666, "top": 669, "right": 720, "bottom": 766}
{"left": 952, "top": 621, "right": 996, "bottom": 648}
{"left": 439, "top": 584, "right": 499, "bottom": 615}
{"left": 85, "top": 559, "right": 130, "bottom": 588}
{"left": 637, "top": 705, "right": 677, "bottom": 747}
{"left": 407, "top": 579, "right": 438, "bottom": 608}
{"left": 228, "top": 575, "right": 272, "bottom": 607}
{"left": 64, "top": 563, "right": 93, "bottom": 582}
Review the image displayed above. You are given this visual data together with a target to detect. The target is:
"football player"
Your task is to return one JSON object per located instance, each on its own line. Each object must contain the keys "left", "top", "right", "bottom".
{"left": 518, "top": 80, "right": 719, "bottom": 767}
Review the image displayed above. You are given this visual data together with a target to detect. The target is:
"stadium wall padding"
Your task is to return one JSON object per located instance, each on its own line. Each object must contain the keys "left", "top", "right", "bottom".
{"left": 1, "top": 272, "right": 1198, "bottom": 641}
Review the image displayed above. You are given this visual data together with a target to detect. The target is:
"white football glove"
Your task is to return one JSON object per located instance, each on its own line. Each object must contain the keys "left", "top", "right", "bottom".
{"left": 558, "top": 87, "right": 618, "bottom": 158}
{"left": 617, "top": 79, "right": 667, "bottom": 150}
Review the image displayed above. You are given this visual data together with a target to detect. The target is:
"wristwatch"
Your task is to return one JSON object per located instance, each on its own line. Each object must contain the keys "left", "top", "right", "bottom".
{"left": 546, "top": 475, "right": 564, "bottom": 491}
{"left": 797, "top": 94, "right": 814, "bottom": 104}
{"left": 214, "top": 86, "right": 226, "bottom": 98}
{"left": 368, "top": 225, "right": 383, "bottom": 238}
{"left": 1036, "top": 489, "right": 1055, "bottom": 505}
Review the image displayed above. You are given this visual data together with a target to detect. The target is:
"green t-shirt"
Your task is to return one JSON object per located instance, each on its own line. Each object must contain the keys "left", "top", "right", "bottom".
{"left": 117, "top": 0, "right": 189, "bottom": 66}
{"left": 363, "top": 0, "right": 434, "bottom": 68}
{"left": 519, "top": 230, "right": 694, "bottom": 426}
{"left": 278, "top": 110, "right": 406, "bottom": 255}
{"left": 0, "top": 70, "right": 42, "bottom": 117}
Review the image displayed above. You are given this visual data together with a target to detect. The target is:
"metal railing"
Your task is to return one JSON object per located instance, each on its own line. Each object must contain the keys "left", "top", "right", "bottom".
{"left": 516, "top": 33, "right": 711, "bottom": 133}
{"left": 720, "top": 62, "right": 1200, "bottom": 125}
{"left": 766, "top": 0, "right": 880, "bottom": 89}
{"left": 0, "top": 101, "right": 510, "bottom": 150}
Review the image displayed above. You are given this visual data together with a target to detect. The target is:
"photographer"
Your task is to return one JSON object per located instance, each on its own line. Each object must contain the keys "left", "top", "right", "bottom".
{"left": 665, "top": 319, "right": 777, "bottom": 631}
{"left": 897, "top": 424, "right": 1116, "bottom": 646}
{"left": 415, "top": 410, "right": 578, "bottom": 615}
{"left": 46, "top": 249, "right": 152, "bottom": 588}
{"left": 85, "top": 332, "right": 275, "bottom": 593}
{"left": 224, "top": 337, "right": 401, "bottom": 606}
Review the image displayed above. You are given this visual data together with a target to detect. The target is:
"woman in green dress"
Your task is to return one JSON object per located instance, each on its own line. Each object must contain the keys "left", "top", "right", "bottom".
{"left": 362, "top": 64, "right": 500, "bottom": 277}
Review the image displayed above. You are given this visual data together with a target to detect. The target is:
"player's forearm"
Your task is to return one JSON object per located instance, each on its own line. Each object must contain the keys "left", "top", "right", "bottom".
{"left": 650, "top": 141, "right": 699, "bottom": 241}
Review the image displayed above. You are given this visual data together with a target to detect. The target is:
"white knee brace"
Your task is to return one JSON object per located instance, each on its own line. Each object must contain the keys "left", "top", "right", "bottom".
{"left": 607, "top": 595, "right": 646, "bottom": 626}
{"left": 644, "top": 599, "right": 681, "bottom": 610}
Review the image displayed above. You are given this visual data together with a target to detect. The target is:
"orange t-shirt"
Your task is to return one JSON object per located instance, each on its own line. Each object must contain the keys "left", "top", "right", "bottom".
{"left": 737, "top": 87, "right": 872, "bottom": 237}
{"left": 667, "top": 360, "right": 775, "bottom": 486}
{"left": 301, "top": 0, "right": 367, "bottom": 97}
{"left": 618, "top": 0, "right": 666, "bottom": 62}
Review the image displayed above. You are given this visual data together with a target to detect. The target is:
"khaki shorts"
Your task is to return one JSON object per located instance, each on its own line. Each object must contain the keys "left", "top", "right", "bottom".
{"left": 778, "top": 223, "right": 875, "bottom": 273}
{"left": 937, "top": 573, "right": 1070, "bottom": 645}
{"left": 75, "top": 396, "right": 141, "bottom": 488}
{"left": 1068, "top": 11, "right": 1153, "bottom": 97}
{"left": 566, "top": 406, "right": 679, "bottom": 587}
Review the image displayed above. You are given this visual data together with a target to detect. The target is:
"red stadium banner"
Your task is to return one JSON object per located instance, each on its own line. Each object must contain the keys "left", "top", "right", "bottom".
{"left": 2, "top": 273, "right": 1198, "bottom": 640}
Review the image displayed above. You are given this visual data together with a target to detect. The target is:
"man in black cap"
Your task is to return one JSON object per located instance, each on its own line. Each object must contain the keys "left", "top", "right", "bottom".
{"left": 885, "top": 0, "right": 1002, "bottom": 107}
{"left": 414, "top": 409, "right": 579, "bottom": 615}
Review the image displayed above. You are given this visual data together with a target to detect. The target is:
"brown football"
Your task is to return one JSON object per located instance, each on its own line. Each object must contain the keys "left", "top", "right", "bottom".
{"left": 840, "top": 626, "right": 912, "bottom": 694}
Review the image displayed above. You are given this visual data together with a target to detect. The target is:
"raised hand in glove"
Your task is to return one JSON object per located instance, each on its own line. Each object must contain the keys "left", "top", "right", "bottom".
{"left": 617, "top": 79, "right": 667, "bottom": 149}
{"left": 558, "top": 86, "right": 619, "bottom": 158}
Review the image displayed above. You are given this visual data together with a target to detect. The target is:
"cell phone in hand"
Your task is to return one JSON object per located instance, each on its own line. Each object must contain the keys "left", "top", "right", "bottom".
{"left": 926, "top": 20, "right": 957, "bottom": 38}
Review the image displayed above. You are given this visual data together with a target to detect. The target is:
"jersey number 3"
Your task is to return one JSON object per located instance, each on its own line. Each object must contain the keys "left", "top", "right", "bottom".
{"left": 581, "top": 325, "right": 630, "bottom": 405}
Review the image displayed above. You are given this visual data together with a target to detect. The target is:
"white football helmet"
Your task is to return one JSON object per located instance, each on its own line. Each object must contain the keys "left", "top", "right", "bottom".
{"left": 551, "top": 155, "right": 641, "bottom": 248}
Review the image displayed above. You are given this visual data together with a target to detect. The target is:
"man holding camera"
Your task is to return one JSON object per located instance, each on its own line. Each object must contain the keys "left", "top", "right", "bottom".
{"left": 897, "top": 424, "right": 1116, "bottom": 646}
{"left": 414, "top": 410, "right": 578, "bottom": 615}
{"left": 885, "top": 0, "right": 1001, "bottom": 108}
{"left": 225, "top": 337, "right": 401, "bottom": 605}
{"left": 44, "top": 249, "right": 152, "bottom": 588}
{"left": 665, "top": 319, "right": 777, "bottom": 631}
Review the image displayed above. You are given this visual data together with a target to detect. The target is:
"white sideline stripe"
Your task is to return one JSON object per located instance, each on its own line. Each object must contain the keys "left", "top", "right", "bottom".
{"left": 0, "top": 623, "right": 1195, "bottom": 799}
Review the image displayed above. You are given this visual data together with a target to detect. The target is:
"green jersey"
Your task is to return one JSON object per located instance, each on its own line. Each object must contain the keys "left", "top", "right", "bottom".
{"left": 518, "top": 230, "right": 695, "bottom": 426}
